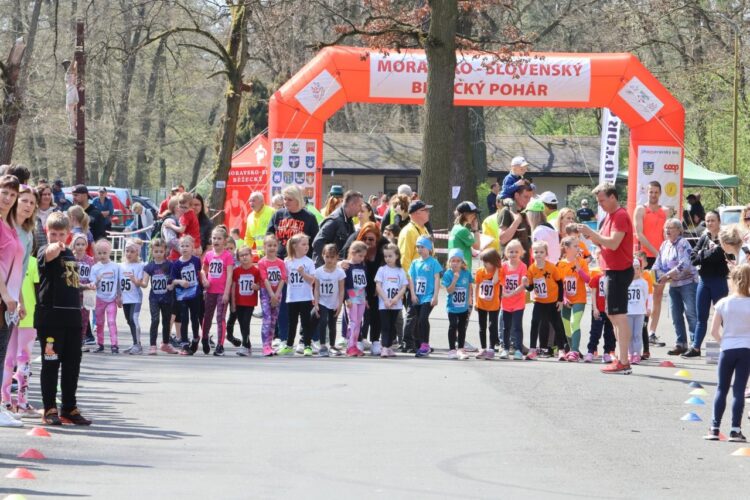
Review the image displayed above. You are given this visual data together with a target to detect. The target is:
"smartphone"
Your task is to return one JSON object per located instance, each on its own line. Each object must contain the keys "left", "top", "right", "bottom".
{"left": 727, "top": 254, "right": 736, "bottom": 262}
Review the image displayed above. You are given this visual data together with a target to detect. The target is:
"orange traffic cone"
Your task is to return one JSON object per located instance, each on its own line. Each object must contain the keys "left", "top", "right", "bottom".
{"left": 17, "top": 448, "right": 46, "bottom": 459}
{"left": 731, "top": 447, "right": 750, "bottom": 456}
{"left": 5, "top": 467, "right": 36, "bottom": 480}
{"left": 659, "top": 360, "right": 675, "bottom": 368}
{"left": 26, "top": 426, "right": 50, "bottom": 437}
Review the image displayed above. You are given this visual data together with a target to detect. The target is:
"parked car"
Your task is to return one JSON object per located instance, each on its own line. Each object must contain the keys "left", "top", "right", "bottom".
{"left": 719, "top": 205, "right": 744, "bottom": 227}
{"left": 63, "top": 187, "right": 133, "bottom": 231}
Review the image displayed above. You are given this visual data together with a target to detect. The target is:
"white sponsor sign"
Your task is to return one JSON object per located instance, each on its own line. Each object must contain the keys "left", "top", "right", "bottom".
{"left": 619, "top": 76, "right": 664, "bottom": 122}
{"left": 370, "top": 53, "right": 591, "bottom": 102}
{"left": 598, "top": 108, "right": 622, "bottom": 222}
{"left": 636, "top": 145, "right": 682, "bottom": 212}
{"left": 295, "top": 70, "right": 342, "bottom": 114}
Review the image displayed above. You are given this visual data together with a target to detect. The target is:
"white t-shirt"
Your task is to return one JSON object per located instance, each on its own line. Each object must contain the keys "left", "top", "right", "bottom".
{"left": 120, "top": 262, "right": 145, "bottom": 304}
{"left": 90, "top": 261, "right": 120, "bottom": 302}
{"left": 626, "top": 278, "right": 650, "bottom": 315}
{"left": 375, "top": 265, "right": 409, "bottom": 310}
{"left": 532, "top": 224, "right": 561, "bottom": 264}
{"left": 285, "top": 256, "right": 315, "bottom": 303}
{"left": 314, "top": 266, "right": 346, "bottom": 310}
{"left": 715, "top": 296, "right": 750, "bottom": 351}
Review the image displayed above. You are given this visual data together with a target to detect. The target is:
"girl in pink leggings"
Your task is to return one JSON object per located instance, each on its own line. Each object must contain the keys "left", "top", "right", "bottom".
{"left": 90, "top": 239, "right": 121, "bottom": 354}
{"left": 344, "top": 242, "right": 368, "bottom": 357}
{"left": 1, "top": 258, "right": 39, "bottom": 417}
{"left": 200, "top": 227, "right": 234, "bottom": 356}
{"left": 258, "top": 235, "right": 286, "bottom": 356}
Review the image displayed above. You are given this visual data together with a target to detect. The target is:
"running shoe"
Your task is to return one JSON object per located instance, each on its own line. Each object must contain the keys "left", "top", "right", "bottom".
{"left": 303, "top": 346, "right": 313, "bottom": 357}
{"left": 329, "top": 346, "right": 343, "bottom": 357}
{"left": 262, "top": 345, "right": 274, "bottom": 357}
{"left": 415, "top": 343, "right": 430, "bottom": 358}
{"left": 272, "top": 338, "right": 282, "bottom": 349}
{"left": 457, "top": 349, "right": 470, "bottom": 360}
{"left": 602, "top": 353, "right": 613, "bottom": 364}
{"left": 60, "top": 407, "right": 91, "bottom": 426}
{"left": 226, "top": 334, "right": 242, "bottom": 348}
{"left": 498, "top": 349, "right": 509, "bottom": 360}
{"left": 0, "top": 408, "right": 22, "bottom": 427}
{"left": 129, "top": 344, "right": 143, "bottom": 355}
{"left": 648, "top": 333, "right": 666, "bottom": 347}
{"left": 122, "top": 345, "right": 134, "bottom": 354}
{"left": 346, "top": 346, "right": 364, "bottom": 357}
{"left": 319, "top": 345, "right": 330, "bottom": 357}
{"left": 681, "top": 348, "right": 701, "bottom": 358}
{"left": 252, "top": 309, "right": 263, "bottom": 318}
{"left": 539, "top": 348, "right": 552, "bottom": 358}
{"left": 111, "top": 345, "right": 119, "bottom": 354}
{"left": 2, "top": 402, "right": 21, "bottom": 419}
{"left": 41, "top": 408, "right": 61, "bottom": 426}
{"left": 213, "top": 345, "right": 225, "bottom": 356}
{"left": 94, "top": 344, "right": 105, "bottom": 353}
{"left": 202, "top": 337, "right": 211, "bottom": 355}
{"left": 148, "top": 346, "right": 157, "bottom": 355}
{"left": 169, "top": 335, "right": 182, "bottom": 348}
{"left": 566, "top": 351, "right": 580, "bottom": 362}
{"left": 558, "top": 350, "right": 567, "bottom": 361}
{"left": 296, "top": 342, "right": 305, "bottom": 355}
{"left": 84, "top": 336, "right": 97, "bottom": 346}
{"left": 641, "top": 351, "right": 651, "bottom": 360}
{"left": 511, "top": 351, "right": 522, "bottom": 361}
{"left": 180, "top": 345, "right": 192, "bottom": 356}
{"left": 380, "top": 347, "right": 390, "bottom": 358}
{"left": 463, "top": 341, "right": 479, "bottom": 353}
{"left": 361, "top": 339, "right": 372, "bottom": 351}
{"left": 703, "top": 428, "right": 720, "bottom": 441}
{"left": 311, "top": 341, "right": 321, "bottom": 354}
{"left": 730, "top": 430, "right": 747, "bottom": 443}
{"left": 584, "top": 353, "right": 594, "bottom": 363}
{"left": 667, "top": 345, "right": 687, "bottom": 356}
{"left": 525, "top": 349, "right": 538, "bottom": 361}
{"left": 277, "top": 345, "right": 295, "bottom": 356}
{"left": 371, "top": 341, "right": 382, "bottom": 357}
{"left": 17, "top": 404, "right": 39, "bottom": 419}
{"left": 601, "top": 361, "right": 632, "bottom": 374}
{"left": 447, "top": 349, "right": 458, "bottom": 360}
{"left": 631, "top": 353, "right": 642, "bottom": 365}
{"left": 160, "top": 343, "right": 178, "bottom": 354}
{"left": 236, "top": 347, "right": 249, "bottom": 357}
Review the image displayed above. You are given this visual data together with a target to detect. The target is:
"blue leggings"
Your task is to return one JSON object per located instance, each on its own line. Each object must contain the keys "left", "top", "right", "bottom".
{"left": 693, "top": 276, "right": 728, "bottom": 350}
{"left": 712, "top": 348, "right": 750, "bottom": 429}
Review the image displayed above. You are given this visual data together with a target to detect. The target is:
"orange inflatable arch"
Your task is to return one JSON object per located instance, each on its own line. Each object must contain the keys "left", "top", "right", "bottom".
{"left": 268, "top": 46, "right": 684, "bottom": 215}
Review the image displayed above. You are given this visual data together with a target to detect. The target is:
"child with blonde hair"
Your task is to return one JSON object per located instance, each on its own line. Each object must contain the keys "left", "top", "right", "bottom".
{"left": 526, "top": 241, "right": 564, "bottom": 358}
{"left": 200, "top": 226, "right": 235, "bottom": 356}
{"left": 475, "top": 248, "right": 502, "bottom": 359}
{"left": 120, "top": 239, "right": 146, "bottom": 354}
{"left": 277, "top": 233, "right": 316, "bottom": 356}
{"left": 258, "top": 235, "right": 286, "bottom": 356}
{"left": 441, "top": 248, "right": 473, "bottom": 360}
{"left": 90, "top": 239, "right": 121, "bottom": 353}
{"left": 343, "top": 241, "right": 369, "bottom": 357}
{"left": 500, "top": 239, "right": 529, "bottom": 360}
{"left": 169, "top": 235, "right": 203, "bottom": 355}
{"left": 557, "top": 236, "right": 590, "bottom": 361}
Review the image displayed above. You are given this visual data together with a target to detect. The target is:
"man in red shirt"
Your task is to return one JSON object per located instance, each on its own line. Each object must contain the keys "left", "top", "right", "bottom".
{"left": 579, "top": 183, "right": 634, "bottom": 374}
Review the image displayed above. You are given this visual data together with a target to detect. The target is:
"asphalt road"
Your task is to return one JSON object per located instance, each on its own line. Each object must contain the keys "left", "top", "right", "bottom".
{"left": 2, "top": 297, "right": 750, "bottom": 499}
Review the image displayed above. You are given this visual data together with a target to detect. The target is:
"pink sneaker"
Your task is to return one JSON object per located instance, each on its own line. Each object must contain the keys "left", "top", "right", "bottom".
{"left": 160, "top": 343, "right": 178, "bottom": 354}
{"left": 566, "top": 351, "right": 580, "bottom": 362}
{"left": 380, "top": 347, "right": 389, "bottom": 358}
{"left": 602, "top": 353, "right": 613, "bottom": 364}
{"left": 346, "top": 346, "right": 363, "bottom": 357}
{"left": 631, "top": 353, "right": 641, "bottom": 365}
{"left": 148, "top": 346, "right": 157, "bottom": 355}
{"left": 263, "top": 345, "right": 274, "bottom": 356}
{"left": 525, "top": 349, "right": 537, "bottom": 360}
{"left": 583, "top": 353, "right": 594, "bottom": 363}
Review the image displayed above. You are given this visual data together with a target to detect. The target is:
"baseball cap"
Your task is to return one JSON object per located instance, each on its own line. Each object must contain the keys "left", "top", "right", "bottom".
{"left": 408, "top": 200, "right": 433, "bottom": 214}
{"left": 511, "top": 156, "right": 529, "bottom": 167}
{"left": 448, "top": 248, "right": 464, "bottom": 261}
{"left": 540, "top": 191, "right": 558, "bottom": 205}
{"left": 415, "top": 235, "right": 433, "bottom": 251}
{"left": 72, "top": 184, "right": 89, "bottom": 195}
{"left": 456, "top": 201, "right": 480, "bottom": 215}
{"left": 98, "top": 186, "right": 107, "bottom": 193}
{"left": 523, "top": 199, "right": 545, "bottom": 213}
{"left": 329, "top": 185, "right": 344, "bottom": 197}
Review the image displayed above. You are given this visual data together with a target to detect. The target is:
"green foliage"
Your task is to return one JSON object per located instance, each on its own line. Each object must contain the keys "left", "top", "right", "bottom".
{"left": 236, "top": 78, "right": 271, "bottom": 147}
{"left": 566, "top": 184, "right": 627, "bottom": 210}
{"left": 476, "top": 182, "right": 490, "bottom": 207}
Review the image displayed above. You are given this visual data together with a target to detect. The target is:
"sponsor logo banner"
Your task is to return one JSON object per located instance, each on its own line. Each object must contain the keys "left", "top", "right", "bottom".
{"left": 619, "top": 76, "right": 664, "bottom": 122}
{"left": 636, "top": 145, "right": 682, "bottom": 211}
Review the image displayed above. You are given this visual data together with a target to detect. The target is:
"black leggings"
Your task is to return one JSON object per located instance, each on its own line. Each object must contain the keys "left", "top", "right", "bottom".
{"left": 476, "top": 308, "right": 499, "bottom": 350}
{"left": 316, "top": 305, "right": 337, "bottom": 345}
{"left": 448, "top": 311, "right": 468, "bottom": 349}
{"left": 235, "top": 305, "right": 254, "bottom": 348}
{"left": 179, "top": 296, "right": 201, "bottom": 343}
{"left": 379, "top": 309, "right": 400, "bottom": 348}
{"left": 226, "top": 310, "right": 237, "bottom": 337}
{"left": 406, "top": 303, "right": 433, "bottom": 347}
{"left": 123, "top": 303, "right": 141, "bottom": 345}
{"left": 287, "top": 300, "right": 313, "bottom": 347}
{"left": 530, "top": 302, "right": 565, "bottom": 350}
{"left": 149, "top": 300, "right": 172, "bottom": 346}
{"left": 362, "top": 294, "right": 381, "bottom": 342}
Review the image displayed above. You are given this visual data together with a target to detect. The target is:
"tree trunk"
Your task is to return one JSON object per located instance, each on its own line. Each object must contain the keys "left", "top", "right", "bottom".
{"left": 34, "top": 132, "right": 48, "bottom": 180}
{"left": 0, "top": 39, "right": 27, "bottom": 164}
{"left": 450, "top": 106, "right": 477, "bottom": 211}
{"left": 207, "top": 2, "right": 250, "bottom": 221}
{"left": 420, "top": 0, "right": 458, "bottom": 229}
{"left": 190, "top": 103, "right": 220, "bottom": 190}
{"left": 133, "top": 39, "right": 166, "bottom": 188}
{"left": 157, "top": 82, "right": 167, "bottom": 189}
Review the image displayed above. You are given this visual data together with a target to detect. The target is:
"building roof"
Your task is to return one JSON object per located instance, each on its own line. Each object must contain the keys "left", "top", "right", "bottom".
{"left": 322, "top": 133, "right": 602, "bottom": 177}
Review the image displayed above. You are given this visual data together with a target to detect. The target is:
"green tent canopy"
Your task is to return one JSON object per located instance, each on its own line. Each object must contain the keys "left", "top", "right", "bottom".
{"left": 618, "top": 158, "right": 739, "bottom": 188}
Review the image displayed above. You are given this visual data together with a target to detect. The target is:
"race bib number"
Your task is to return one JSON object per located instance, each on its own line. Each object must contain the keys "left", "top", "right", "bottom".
{"left": 78, "top": 263, "right": 91, "bottom": 280}
{"left": 564, "top": 277, "right": 577, "bottom": 296}
{"left": 628, "top": 287, "right": 642, "bottom": 302}
{"left": 266, "top": 266, "right": 281, "bottom": 285}
{"left": 352, "top": 269, "right": 366, "bottom": 288}
{"left": 99, "top": 279, "right": 115, "bottom": 294}
{"left": 415, "top": 277, "right": 427, "bottom": 296}
{"left": 238, "top": 274, "right": 255, "bottom": 296}
{"left": 598, "top": 277, "right": 606, "bottom": 297}
{"left": 151, "top": 275, "right": 168, "bottom": 295}
{"left": 120, "top": 277, "right": 132, "bottom": 292}
{"left": 533, "top": 277, "right": 548, "bottom": 299}
{"left": 504, "top": 276, "right": 519, "bottom": 294}
{"left": 208, "top": 259, "right": 224, "bottom": 279}
{"left": 386, "top": 285, "right": 400, "bottom": 299}
{"left": 288, "top": 271, "right": 304, "bottom": 287}
{"left": 319, "top": 280, "right": 335, "bottom": 297}
{"left": 479, "top": 280, "right": 494, "bottom": 300}
{"left": 181, "top": 265, "right": 197, "bottom": 286}
{"left": 451, "top": 287, "right": 467, "bottom": 308}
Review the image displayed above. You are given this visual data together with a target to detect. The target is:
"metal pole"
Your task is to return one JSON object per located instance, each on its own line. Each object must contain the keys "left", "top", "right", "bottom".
{"left": 733, "top": 29, "right": 739, "bottom": 204}
{"left": 75, "top": 20, "right": 85, "bottom": 184}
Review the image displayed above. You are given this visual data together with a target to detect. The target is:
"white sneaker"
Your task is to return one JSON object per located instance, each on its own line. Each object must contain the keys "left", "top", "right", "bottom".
{"left": 498, "top": 349, "right": 509, "bottom": 359}
{"left": 272, "top": 338, "right": 282, "bottom": 349}
{"left": 463, "top": 341, "right": 478, "bottom": 353}
{"left": 457, "top": 348, "right": 469, "bottom": 360}
{"left": 311, "top": 341, "right": 321, "bottom": 354}
{"left": 336, "top": 338, "right": 348, "bottom": 350}
{"left": 295, "top": 342, "right": 305, "bottom": 354}
{"left": 252, "top": 309, "right": 263, "bottom": 319}
{"left": 0, "top": 408, "right": 23, "bottom": 427}
{"left": 361, "top": 339, "right": 372, "bottom": 351}
{"left": 447, "top": 349, "right": 458, "bottom": 359}
{"left": 371, "top": 341, "right": 382, "bottom": 356}
{"left": 2, "top": 402, "right": 21, "bottom": 420}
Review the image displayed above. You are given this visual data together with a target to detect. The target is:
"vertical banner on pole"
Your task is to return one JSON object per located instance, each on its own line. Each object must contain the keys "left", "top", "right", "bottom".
{"left": 598, "top": 108, "right": 621, "bottom": 222}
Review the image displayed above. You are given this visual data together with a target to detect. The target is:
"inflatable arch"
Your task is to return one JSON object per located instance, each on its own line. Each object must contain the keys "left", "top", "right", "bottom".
{"left": 268, "top": 46, "right": 684, "bottom": 215}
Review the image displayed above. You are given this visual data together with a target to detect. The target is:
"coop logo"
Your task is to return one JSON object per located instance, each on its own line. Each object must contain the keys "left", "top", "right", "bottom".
{"left": 664, "top": 163, "right": 680, "bottom": 173}
{"left": 288, "top": 156, "right": 300, "bottom": 168}
{"left": 642, "top": 161, "right": 654, "bottom": 176}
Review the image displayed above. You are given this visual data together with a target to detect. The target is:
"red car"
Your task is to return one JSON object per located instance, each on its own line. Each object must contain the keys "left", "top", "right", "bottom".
{"left": 63, "top": 188, "right": 133, "bottom": 231}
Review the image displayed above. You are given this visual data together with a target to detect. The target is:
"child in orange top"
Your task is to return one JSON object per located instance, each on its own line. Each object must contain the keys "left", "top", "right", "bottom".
{"left": 499, "top": 240, "right": 529, "bottom": 360}
{"left": 635, "top": 251, "right": 655, "bottom": 359}
{"left": 526, "top": 241, "right": 565, "bottom": 358}
{"left": 565, "top": 224, "right": 592, "bottom": 262}
{"left": 557, "top": 236, "right": 590, "bottom": 361}
{"left": 474, "top": 249, "right": 502, "bottom": 360}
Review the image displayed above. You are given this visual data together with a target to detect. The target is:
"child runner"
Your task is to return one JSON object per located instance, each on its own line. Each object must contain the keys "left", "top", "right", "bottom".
{"left": 635, "top": 251, "right": 654, "bottom": 360}
{"left": 71, "top": 233, "right": 94, "bottom": 346}
{"left": 475, "top": 249, "right": 502, "bottom": 360}
{"left": 224, "top": 237, "right": 242, "bottom": 348}
{"left": 66, "top": 205, "right": 94, "bottom": 256}
{"left": 170, "top": 235, "right": 203, "bottom": 355}
{"left": 90, "top": 239, "right": 121, "bottom": 354}
{"left": 704, "top": 263, "right": 750, "bottom": 443}
{"left": 442, "top": 248, "right": 473, "bottom": 360}
{"left": 120, "top": 239, "right": 146, "bottom": 355}
{"left": 278, "top": 233, "right": 315, "bottom": 356}
{"left": 500, "top": 239, "right": 529, "bottom": 360}
{"left": 557, "top": 236, "right": 590, "bottom": 361}
{"left": 343, "top": 241, "right": 369, "bottom": 357}
{"left": 408, "top": 235, "right": 442, "bottom": 358}
{"left": 313, "top": 243, "right": 346, "bottom": 357}
{"left": 231, "top": 246, "right": 261, "bottom": 356}
{"left": 200, "top": 227, "right": 234, "bottom": 356}
{"left": 142, "top": 238, "right": 178, "bottom": 355}
{"left": 36, "top": 212, "right": 91, "bottom": 425}
{"left": 258, "top": 235, "right": 286, "bottom": 356}
{"left": 526, "top": 241, "right": 564, "bottom": 358}
{"left": 375, "top": 243, "right": 408, "bottom": 358}
{"left": 585, "top": 253, "right": 616, "bottom": 363}
{"left": 626, "top": 259, "right": 651, "bottom": 365}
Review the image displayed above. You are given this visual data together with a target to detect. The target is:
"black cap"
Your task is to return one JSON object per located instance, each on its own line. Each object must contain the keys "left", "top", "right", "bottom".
{"left": 72, "top": 184, "right": 89, "bottom": 195}
{"left": 408, "top": 200, "right": 433, "bottom": 214}
{"left": 53, "top": 179, "right": 64, "bottom": 187}
{"left": 456, "top": 201, "right": 480, "bottom": 215}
